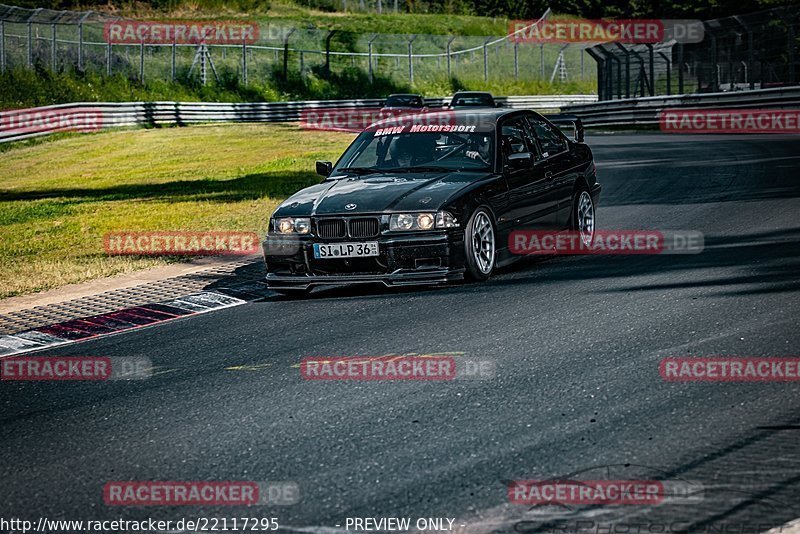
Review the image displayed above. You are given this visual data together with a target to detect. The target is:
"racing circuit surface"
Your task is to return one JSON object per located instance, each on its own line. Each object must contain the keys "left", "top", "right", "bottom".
{"left": 2, "top": 133, "right": 800, "bottom": 532}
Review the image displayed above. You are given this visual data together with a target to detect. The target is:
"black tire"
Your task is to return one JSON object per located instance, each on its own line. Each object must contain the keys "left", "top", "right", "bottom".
{"left": 463, "top": 207, "right": 496, "bottom": 281}
{"left": 570, "top": 186, "right": 596, "bottom": 247}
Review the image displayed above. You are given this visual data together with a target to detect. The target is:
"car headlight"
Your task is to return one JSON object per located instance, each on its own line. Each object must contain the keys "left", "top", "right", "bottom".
{"left": 417, "top": 213, "right": 434, "bottom": 230}
{"left": 275, "top": 217, "right": 311, "bottom": 234}
{"left": 391, "top": 213, "right": 418, "bottom": 231}
{"left": 389, "top": 212, "right": 458, "bottom": 231}
{"left": 435, "top": 211, "right": 458, "bottom": 228}
{"left": 294, "top": 218, "right": 311, "bottom": 234}
{"left": 277, "top": 218, "right": 294, "bottom": 234}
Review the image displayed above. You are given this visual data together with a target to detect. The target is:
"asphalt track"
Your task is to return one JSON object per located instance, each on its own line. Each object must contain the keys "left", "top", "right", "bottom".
{"left": 2, "top": 133, "right": 800, "bottom": 533}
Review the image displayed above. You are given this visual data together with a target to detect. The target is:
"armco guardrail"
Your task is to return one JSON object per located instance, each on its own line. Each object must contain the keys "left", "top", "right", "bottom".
{"left": 561, "top": 86, "right": 800, "bottom": 128}
{"left": 0, "top": 94, "right": 597, "bottom": 144}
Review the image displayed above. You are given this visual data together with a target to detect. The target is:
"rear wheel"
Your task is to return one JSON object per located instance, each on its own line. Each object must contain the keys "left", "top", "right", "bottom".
{"left": 464, "top": 207, "right": 496, "bottom": 281}
{"left": 571, "top": 189, "right": 595, "bottom": 247}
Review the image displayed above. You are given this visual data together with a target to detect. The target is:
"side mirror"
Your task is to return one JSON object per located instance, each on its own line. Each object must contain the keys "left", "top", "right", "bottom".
{"left": 506, "top": 152, "right": 532, "bottom": 169}
{"left": 316, "top": 160, "right": 332, "bottom": 177}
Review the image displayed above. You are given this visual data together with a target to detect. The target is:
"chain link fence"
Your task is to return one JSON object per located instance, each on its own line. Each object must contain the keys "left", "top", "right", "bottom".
{"left": 0, "top": 4, "right": 597, "bottom": 89}
{"left": 592, "top": 7, "right": 800, "bottom": 100}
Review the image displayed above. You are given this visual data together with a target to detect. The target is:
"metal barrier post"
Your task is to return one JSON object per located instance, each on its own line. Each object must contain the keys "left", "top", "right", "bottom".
{"left": 140, "top": 39, "right": 145, "bottom": 81}
{"left": 659, "top": 51, "right": 671, "bottom": 95}
{"left": 614, "top": 43, "right": 631, "bottom": 98}
{"left": 647, "top": 44, "right": 655, "bottom": 95}
{"left": 514, "top": 42, "right": 518, "bottom": 79}
{"left": 171, "top": 38, "right": 176, "bottom": 81}
{"left": 585, "top": 48, "right": 604, "bottom": 100}
{"left": 677, "top": 43, "right": 684, "bottom": 93}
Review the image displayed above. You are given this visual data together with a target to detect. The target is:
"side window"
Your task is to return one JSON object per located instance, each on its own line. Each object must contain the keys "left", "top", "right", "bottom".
{"left": 500, "top": 118, "right": 538, "bottom": 163}
{"left": 528, "top": 118, "right": 567, "bottom": 158}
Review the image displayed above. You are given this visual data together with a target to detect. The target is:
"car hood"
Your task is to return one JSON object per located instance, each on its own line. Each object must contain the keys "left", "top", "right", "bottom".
{"left": 273, "top": 171, "right": 492, "bottom": 217}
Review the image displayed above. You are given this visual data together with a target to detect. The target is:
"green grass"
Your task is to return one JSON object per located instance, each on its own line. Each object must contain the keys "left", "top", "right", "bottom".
{"left": 0, "top": 123, "right": 355, "bottom": 299}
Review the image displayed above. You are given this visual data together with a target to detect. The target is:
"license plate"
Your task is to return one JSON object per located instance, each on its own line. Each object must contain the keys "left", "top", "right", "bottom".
{"left": 313, "top": 242, "right": 379, "bottom": 259}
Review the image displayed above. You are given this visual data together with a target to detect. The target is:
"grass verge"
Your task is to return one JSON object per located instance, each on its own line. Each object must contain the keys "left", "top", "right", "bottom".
{"left": 0, "top": 122, "right": 354, "bottom": 299}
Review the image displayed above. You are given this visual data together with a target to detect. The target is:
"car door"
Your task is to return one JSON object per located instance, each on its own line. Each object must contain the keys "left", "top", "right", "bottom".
{"left": 498, "top": 116, "right": 556, "bottom": 231}
{"left": 526, "top": 115, "right": 579, "bottom": 229}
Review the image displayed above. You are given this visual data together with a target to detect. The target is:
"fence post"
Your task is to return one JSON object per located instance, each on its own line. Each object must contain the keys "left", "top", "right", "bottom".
{"left": 242, "top": 39, "right": 248, "bottom": 85}
{"left": 139, "top": 39, "right": 145, "bottom": 81}
{"left": 283, "top": 29, "right": 296, "bottom": 79}
{"left": 78, "top": 23, "right": 83, "bottom": 70}
{"left": 377, "top": 0, "right": 382, "bottom": 14}
{"left": 446, "top": 36, "right": 455, "bottom": 78}
{"left": 539, "top": 44, "right": 544, "bottom": 78}
{"left": 171, "top": 37, "right": 176, "bottom": 81}
{"left": 368, "top": 33, "right": 377, "bottom": 81}
{"left": 647, "top": 44, "right": 654, "bottom": 95}
{"left": 788, "top": 20, "right": 796, "bottom": 85}
{"left": 585, "top": 48, "right": 604, "bottom": 100}
{"left": 76, "top": 10, "right": 92, "bottom": 72}
{"left": 614, "top": 43, "right": 630, "bottom": 98}
{"left": 299, "top": 50, "right": 304, "bottom": 73}
{"left": 51, "top": 23, "right": 57, "bottom": 71}
{"left": 677, "top": 42, "right": 684, "bottom": 93}
{"left": 27, "top": 21, "right": 32, "bottom": 67}
{"left": 0, "top": 20, "right": 4, "bottom": 73}
{"left": 107, "top": 40, "right": 112, "bottom": 75}
{"left": 325, "top": 30, "right": 336, "bottom": 79}
{"left": 659, "top": 51, "right": 671, "bottom": 95}
{"left": 408, "top": 35, "right": 416, "bottom": 84}
{"left": 483, "top": 37, "right": 490, "bottom": 81}
{"left": 514, "top": 42, "right": 518, "bottom": 79}
{"left": 580, "top": 47, "right": 584, "bottom": 80}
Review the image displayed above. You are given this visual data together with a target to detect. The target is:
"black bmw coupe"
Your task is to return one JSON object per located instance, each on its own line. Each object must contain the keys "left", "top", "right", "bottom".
{"left": 262, "top": 108, "right": 600, "bottom": 295}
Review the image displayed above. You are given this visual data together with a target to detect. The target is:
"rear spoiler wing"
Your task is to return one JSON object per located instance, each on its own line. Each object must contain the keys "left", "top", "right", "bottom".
{"left": 544, "top": 114, "right": 585, "bottom": 143}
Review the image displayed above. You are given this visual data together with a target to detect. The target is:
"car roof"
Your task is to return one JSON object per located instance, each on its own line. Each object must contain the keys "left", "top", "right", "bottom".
{"left": 370, "top": 108, "right": 529, "bottom": 129}
{"left": 452, "top": 91, "right": 493, "bottom": 96}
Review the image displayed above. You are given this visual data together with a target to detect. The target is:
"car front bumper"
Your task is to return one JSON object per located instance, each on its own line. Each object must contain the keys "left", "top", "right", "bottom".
{"left": 262, "top": 231, "right": 466, "bottom": 289}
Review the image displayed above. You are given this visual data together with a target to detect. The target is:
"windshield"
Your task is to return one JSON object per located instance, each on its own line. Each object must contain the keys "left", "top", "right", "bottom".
{"left": 332, "top": 129, "right": 495, "bottom": 175}
{"left": 385, "top": 95, "right": 423, "bottom": 107}
{"left": 452, "top": 94, "right": 494, "bottom": 107}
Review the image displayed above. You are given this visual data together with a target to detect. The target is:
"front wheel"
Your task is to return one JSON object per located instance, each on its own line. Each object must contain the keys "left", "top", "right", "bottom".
{"left": 464, "top": 207, "right": 496, "bottom": 281}
{"left": 571, "top": 189, "right": 595, "bottom": 247}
